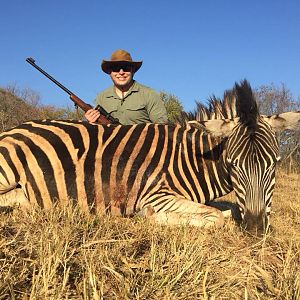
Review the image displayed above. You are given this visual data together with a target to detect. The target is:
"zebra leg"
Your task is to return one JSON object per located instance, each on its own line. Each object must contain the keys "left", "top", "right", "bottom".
{"left": 0, "top": 187, "right": 31, "bottom": 208}
{"left": 140, "top": 198, "right": 224, "bottom": 228}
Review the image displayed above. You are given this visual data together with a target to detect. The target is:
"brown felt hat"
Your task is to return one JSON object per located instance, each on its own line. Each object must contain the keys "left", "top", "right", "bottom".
{"left": 101, "top": 49, "right": 143, "bottom": 74}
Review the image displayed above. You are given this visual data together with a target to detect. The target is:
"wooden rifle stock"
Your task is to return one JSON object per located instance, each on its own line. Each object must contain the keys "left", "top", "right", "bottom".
{"left": 26, "top": 57, "right": 120, "bottom": 125}
{"left": 69, "top": 94, "right": 113, "bottom": 125}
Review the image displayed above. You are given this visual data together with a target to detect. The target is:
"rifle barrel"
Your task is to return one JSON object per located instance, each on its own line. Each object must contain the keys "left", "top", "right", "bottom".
{"left": 26, "top": 57, "right": 73, "bottom": 95}
{"left": 26, "top": 57, "right": 121, "bottom": 125}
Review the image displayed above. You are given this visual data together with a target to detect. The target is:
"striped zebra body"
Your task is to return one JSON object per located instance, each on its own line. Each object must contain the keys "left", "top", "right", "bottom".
{"left": 0, "top": 80, "right": 299, "bottom": 232}
{"left": 0, "top": 120, "right": 231, "bottom": 219}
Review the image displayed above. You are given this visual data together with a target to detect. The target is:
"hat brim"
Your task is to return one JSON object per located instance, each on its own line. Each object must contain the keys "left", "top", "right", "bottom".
{"left": 101, "top": 60, "right": 142, "bottom": 74}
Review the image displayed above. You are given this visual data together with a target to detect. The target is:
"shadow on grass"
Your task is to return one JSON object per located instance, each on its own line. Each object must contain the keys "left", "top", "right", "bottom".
{"left": 0, "top": 206, "right": 14, "bottom": 214}
{"left": 207, "top": 200, "right": 242, "bottom": 225}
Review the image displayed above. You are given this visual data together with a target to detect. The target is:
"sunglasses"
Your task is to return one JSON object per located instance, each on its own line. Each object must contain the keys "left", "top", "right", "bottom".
{"left": 110, "top": 64, "right": 133, "bottom": 72}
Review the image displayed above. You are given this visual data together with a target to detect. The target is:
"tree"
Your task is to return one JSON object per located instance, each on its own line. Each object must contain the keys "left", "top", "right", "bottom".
{"left": 160, "top": 92, "right": 184, "bottom": 124}
{"left": 0, "top": 85, "right": 86, "bottom": 133}
{"left": 254, "top": 83, "right": 299, "bottom": 115}
{"left": 254, "top": 83, "right": 300, "bottom": 172}
{"left": 0, "top": 87, "right": 42, "bottom": 131}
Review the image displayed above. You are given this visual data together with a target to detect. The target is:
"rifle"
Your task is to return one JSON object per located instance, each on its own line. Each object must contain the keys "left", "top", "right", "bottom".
{"left": 26, "top": 57, "right": 120, "bottom": 125}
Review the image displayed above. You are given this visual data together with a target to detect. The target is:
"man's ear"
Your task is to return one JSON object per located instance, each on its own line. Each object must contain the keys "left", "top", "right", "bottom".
{"left": 262, "top": 111, "right": 300, "bottom": 133}
{"left": 188, "top": 118, "right": 240, "bottom": 137}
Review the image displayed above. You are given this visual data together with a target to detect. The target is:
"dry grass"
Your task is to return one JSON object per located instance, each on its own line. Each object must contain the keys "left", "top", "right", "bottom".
{"left": 0, "top": 171, "right": 299, "bottom": 299}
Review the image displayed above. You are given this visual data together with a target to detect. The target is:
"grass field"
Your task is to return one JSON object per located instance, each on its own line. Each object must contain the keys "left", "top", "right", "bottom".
{"left": 0, "top": 171, "right": 299, "bottom": 299}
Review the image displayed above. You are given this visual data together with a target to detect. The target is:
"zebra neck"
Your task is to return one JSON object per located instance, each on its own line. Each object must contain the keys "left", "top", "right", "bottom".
{"left": 161, "top": 127, "right": 233, "bottom": 203}
{"left": 191, "top": 131, "right": 232, "bottom": 201}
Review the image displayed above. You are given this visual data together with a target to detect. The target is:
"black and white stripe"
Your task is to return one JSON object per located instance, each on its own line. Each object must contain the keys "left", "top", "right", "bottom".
{"left": 0, "top": 80, "right": 299, "bottom": 231}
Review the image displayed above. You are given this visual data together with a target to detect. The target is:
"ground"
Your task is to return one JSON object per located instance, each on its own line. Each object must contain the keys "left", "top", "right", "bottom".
{"left": 0, "top": 171, "right": 299, "bottom": 299}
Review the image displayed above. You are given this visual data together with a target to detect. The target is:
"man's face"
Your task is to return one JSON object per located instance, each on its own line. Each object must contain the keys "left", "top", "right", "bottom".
{"left": 109, "top": 64, "right": 134, "bottom": 88}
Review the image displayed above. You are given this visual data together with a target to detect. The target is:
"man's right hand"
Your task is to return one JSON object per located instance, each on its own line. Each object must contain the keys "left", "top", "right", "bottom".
{"left": 85, "top": 109, "right": 101, "bottom": 123}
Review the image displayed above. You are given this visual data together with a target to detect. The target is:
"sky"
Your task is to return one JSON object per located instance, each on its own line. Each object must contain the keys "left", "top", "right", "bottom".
{"left": 0, "top": 0, "right": 299, "bottom": 112}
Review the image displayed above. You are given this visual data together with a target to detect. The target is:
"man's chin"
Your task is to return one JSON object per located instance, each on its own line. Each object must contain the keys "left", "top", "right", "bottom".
{"left": 115, "top": 80, "right": 132, "bottom": 88}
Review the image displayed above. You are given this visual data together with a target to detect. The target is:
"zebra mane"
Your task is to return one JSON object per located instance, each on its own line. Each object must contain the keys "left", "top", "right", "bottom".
{"left": 235, "top": 79, "right": 259, "bottom": 131}
{"left": 180, "top": 88, "right": 237, "bottom": 124}
{"left": 180, "top": 79, "right": 259, "bottom": 130}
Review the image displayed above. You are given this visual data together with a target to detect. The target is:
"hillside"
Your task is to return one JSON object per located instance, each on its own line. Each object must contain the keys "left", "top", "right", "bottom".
{"left": 0, "top": 88, "right": 42, "bottom": 131}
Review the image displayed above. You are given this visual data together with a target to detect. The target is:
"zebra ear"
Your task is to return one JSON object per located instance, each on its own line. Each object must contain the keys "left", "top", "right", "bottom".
{"left": 262, "top": 111, "right": 300, "bottom": 133}
{"left": 188, "top": 118, "right": 239, "bottom": 137}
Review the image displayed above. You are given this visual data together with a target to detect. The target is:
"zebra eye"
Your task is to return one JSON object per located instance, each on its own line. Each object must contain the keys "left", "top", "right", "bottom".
{"left": 232, "top": 161, "right": 238, "bottom": 167}
{"left": 227, "top": 158, "right": 238, "bottom": 167}
{"left": 276, "top": 156, "right": 281, "bottom": 162}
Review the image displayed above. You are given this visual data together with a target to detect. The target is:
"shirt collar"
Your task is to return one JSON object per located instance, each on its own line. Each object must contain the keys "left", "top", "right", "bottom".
{"left": 105, "top": 80, "right": 140, "bottom": 99}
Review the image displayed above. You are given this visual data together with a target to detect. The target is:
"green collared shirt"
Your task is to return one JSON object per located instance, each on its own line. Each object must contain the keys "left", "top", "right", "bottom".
{"left": 95, "top": 81, "right": 168, "bottom": 125}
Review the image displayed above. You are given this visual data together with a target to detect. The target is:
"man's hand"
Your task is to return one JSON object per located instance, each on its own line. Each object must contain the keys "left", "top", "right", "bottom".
{"left": 85, "top": 109, "right": 101, "bottom": 123}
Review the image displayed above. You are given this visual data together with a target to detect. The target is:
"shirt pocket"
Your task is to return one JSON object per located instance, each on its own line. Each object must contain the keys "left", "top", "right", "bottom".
{"left": 124, "top": 103, "right": 148, "bottom": 123}
{"left": 102, "top": 101, "right": 119, "bottom": 114}
{"left": 125, "top": 102, "right": 146, "bottom": 111}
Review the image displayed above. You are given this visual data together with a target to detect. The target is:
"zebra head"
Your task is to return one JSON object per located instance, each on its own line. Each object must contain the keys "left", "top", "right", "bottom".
{"left": 225, "top": 81, "right": 280, "bottom": 232}
{"left": 189, "top": 80, "right": 300, "bottom": 233}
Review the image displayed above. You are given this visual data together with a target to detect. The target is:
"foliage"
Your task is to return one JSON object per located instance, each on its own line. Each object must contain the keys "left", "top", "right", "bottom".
{"left": 160, "top": 92, "right": 184, "bottom": 124}
{"left": 0, "top": 86, "right": 84, "bottom": 133}
{"left": 38, "top": 104, "right": 85, "bottom": 120}
{"left": 0, "top": 88, "right": 41, "bottom": 131}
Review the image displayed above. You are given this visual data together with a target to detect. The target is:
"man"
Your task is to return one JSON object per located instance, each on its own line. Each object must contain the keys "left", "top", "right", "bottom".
{"left": 85, "top": 49, "right": 168, "bottom": 125}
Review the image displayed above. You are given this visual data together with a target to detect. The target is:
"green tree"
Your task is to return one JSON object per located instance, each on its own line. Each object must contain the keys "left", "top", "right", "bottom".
{"left": 38, "top": 105, "right": 85, "bottom": 120}
{"left": 160, "top": 92, "right": 184, "bottom": 124}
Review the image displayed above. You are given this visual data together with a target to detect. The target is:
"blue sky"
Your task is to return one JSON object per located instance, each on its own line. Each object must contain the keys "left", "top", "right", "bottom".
{"left": 1, "top": 0, "right": 299, "bottom": 111}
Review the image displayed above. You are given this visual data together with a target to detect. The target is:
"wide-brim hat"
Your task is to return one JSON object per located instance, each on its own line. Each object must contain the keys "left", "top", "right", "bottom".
{"left": 101, "top": 49, "right": 143, "bottom": 74}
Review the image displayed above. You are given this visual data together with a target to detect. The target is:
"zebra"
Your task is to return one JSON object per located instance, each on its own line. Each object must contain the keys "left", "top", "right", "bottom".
{"left": 0, "top": 80, "right": 299, "bottom": 232}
